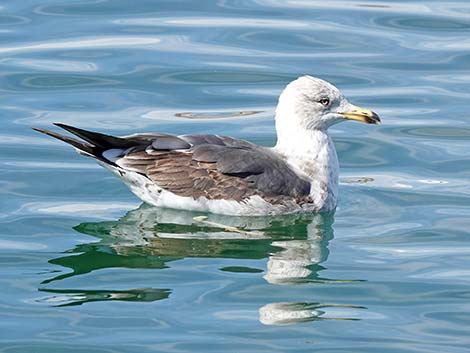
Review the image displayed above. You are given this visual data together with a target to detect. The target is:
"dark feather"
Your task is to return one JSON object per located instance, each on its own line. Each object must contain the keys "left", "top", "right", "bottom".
{"left": 117, "top": 136, "right": 311, "bottom": 202}
{"left": 191, "top": 144, "right": 226, "bottom": 163}
{"left": 53, "top": 123, "right": 136, "bottom": 150}
{"left": 34, "top": 125, "right": 312, "bottom": 204}
{"left": 179, "top": 134, "right": 226, "bottom": 146}
{"left": 151, "top": 136, "right": 191, "bottom": 150}
{"left": 32, "top": 127, "right": 95, "bottom": 155}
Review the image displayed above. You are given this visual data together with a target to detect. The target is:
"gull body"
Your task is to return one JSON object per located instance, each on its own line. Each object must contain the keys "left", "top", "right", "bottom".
{"left": 34, "top": 76, "right": 380, "bottom": 216}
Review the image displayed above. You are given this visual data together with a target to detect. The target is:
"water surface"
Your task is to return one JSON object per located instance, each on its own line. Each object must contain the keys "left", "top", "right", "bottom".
{"left": 1, "top": 1, "right": 470, "bottom": 352}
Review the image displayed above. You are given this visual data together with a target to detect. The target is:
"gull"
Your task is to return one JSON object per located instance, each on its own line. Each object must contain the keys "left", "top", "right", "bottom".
{"left": 33, "top": 75, "right": 380, "bottom": 216}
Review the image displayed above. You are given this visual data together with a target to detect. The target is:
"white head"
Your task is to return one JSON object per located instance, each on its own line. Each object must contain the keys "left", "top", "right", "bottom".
{"left": 274, "top": 76, "right": 380, "bottom": 144}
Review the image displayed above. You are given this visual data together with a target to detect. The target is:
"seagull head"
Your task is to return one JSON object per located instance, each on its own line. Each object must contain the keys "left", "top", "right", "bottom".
{"left": 275, "top": 75, "right": 380, "bottom": 131}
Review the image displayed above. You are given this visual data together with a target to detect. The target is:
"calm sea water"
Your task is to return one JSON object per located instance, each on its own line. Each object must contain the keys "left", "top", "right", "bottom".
{"left": 1, "top": 1, "right": 470, "bottom": 352}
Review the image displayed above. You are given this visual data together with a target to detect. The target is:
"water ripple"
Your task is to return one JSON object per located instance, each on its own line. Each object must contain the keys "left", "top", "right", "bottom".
{"left": 1, "top": 0, "right": 470, "bottom": 351}
{"left": 0, "top": 36, "right": 162, "bottom": 54}
{"left": 0, "top": 58, "right": 98, "bottom": 72}
{"left": 115, "top": 17, "right": 310, "bottom": 29}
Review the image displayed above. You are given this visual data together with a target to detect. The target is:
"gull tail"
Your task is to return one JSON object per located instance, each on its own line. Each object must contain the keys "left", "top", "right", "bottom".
{"left": 51, "top": 123, "right": 136, "bottom": 150}
{"left": 32, "top": 123, "right": 136, "bottom": 161}
{"left": 32, "top": 126, "right": 96, "bottom": 156}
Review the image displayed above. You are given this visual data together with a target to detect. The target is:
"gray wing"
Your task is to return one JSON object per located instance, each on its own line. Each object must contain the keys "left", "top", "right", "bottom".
{"left": 33, "top": 124, "right": 311, "bottom": 203}
{"left": 117, "top": 134, "right": 311, "bottom": 203}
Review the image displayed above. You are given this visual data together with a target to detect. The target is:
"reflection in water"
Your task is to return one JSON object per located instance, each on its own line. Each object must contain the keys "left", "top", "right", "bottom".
{"left": 37, "top": 288, "right": 170, "bottom": 307}
{"left": 264, "top": 221, "right": 332, "bottom": 285}
{"left": 40, "top": 204, "right": 365, "bottom": 324}
{"left": 259, "top": 302, "right": 365, "bottom": 325}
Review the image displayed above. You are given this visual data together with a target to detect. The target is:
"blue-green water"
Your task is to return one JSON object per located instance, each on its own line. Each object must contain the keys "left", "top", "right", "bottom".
{"left": 1, "top": 0, "right": 470, "bottom": 352}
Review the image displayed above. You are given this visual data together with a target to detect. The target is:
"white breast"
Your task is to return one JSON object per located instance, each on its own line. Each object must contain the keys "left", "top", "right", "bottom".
{"left": 274, "top": 130, "right": 339, "bottom": 212}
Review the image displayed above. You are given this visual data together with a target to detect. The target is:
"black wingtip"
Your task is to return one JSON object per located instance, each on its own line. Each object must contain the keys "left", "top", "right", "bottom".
{"left": 32, "top": 125, "right": 96, "bottom": 155}
{"left": 31, "top": 126, "right": 47, "bottom": 133}
{"left": 32, "top": 126, "right": 61, "bottom": 137}
{"left": 53, "top": 122, "right": 88, "bottom": 136}
{"left": 52, "top": 123, "right": 138, "bottom": 150}
{"left": 53, "top": 122, "right": 72, "bottom": 129}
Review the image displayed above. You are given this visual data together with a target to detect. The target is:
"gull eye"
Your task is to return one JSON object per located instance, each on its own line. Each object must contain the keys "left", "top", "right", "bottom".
{"left": 319, "top": 98, "right": 330, "bottom": 107}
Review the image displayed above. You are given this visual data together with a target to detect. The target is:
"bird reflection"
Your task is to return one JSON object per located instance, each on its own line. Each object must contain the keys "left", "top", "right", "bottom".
{"left": 37, "top": 288, "right": 170, "bottom": 307}
{"left": 39, "top": 204, "right": 365, "bottom": 324}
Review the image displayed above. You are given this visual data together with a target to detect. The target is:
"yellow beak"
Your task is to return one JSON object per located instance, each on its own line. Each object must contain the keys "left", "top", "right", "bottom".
{"left": 340, "top": 105, "right": 381, "bottom": 125}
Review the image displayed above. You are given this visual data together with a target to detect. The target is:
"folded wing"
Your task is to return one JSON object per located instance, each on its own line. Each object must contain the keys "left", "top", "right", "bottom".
{"left": 117, "top": 134, "right": 311, "bottom": 202}
{"left": 34, "top": 124, "right": 311, "bottom": 203}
